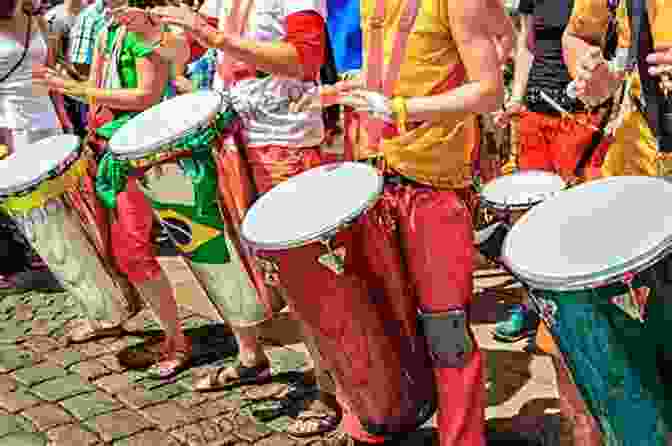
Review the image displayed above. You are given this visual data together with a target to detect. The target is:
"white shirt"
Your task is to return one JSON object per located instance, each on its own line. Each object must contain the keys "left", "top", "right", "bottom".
{"left": 0, "top": 25, "right": 61, "bottom": 131}
{"left": 213, "top": 0, "right": 327, "bottom": 148}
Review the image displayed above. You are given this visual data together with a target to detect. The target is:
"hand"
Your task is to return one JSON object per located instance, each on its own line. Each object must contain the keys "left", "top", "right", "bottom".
{"left": 175, "top": 76, "right": 193, "bottom": 94}
{"left": 647, "top": 46, "right": 672, "bottom": 69}
{"left": 338, "top": 89, "right": 395, "bottom": 123}
{"left": 33, "top": 64, "right": 74, "bottom": 93}
{"left": 289, "top": 78, "right": 365, "bottom": 113}
{"left": 492, "top": 101, "right": 526, "bottom": 128}
{"left": 575, "top": 47, "right": 624, "bottom": 107}
{"left": 150, "top": 5, "right": 200, "bottom": 32}
{"left": 110, "top": 7, "right": 158, "bottom": 34}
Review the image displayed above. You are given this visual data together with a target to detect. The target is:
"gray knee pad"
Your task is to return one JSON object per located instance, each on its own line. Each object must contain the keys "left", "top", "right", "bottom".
{"left": 419, "top": 308, "right": 474, "bottom": 368}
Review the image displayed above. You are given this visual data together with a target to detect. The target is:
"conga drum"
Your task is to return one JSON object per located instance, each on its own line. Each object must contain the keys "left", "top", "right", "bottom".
{"left": 108, "top": 91, "right": 279, "bottom": 325}
{"left": 0, "top": 135, "right": 138, "bottom": 326}
{"left": 241, "top": 162, "right": 436, "bottom": 437}
{"left": 503, "top": 176, "right": 672, "bottom": 444}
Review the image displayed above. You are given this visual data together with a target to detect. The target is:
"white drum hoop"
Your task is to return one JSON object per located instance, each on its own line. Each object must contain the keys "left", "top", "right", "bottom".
{"left": 108, "top": 90, "right": 224, "bottom": 161}
{"left": 0, "top": 134, "right": 81, "bottom": 198}
{"left": 241, "top": 162, "right": 384, "bottom": 250}
{"left": 502, "top": 176, "right": 672, "bottom": 291}
{"left": 480, "top": 170, "right": 567, "bottom": 211}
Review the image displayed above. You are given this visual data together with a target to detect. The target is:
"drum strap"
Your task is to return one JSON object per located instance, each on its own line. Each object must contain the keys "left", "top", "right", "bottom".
{"left": 363, "top": 0, "right": 420, "bottom": 150}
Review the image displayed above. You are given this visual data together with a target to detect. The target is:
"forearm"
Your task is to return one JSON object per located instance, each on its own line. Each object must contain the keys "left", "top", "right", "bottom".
{"left": 563, "top": 32, "right": 600, "bottom": 79}
{"left": 63, "top": 83, "right": 162, "bottom": 111}
{"left": 210, "top": 33, "right": 303, "bottom": 78}
{"left": 405, "top": 80, "right": 504, "bottom": 124}
{"left": 510, "top": 35, "right": 533, "bottom": 101}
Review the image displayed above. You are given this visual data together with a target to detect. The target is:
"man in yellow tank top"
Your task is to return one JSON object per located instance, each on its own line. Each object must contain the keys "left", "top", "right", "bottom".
{"left": 293, "top": 1, "right": 509, "bottom": 445}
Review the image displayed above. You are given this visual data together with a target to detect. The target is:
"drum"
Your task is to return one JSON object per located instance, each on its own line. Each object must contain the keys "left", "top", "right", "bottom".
{"left": 502, "top": 176, "right": 672, "bottom": 444}
{"left": 0, "top": 135, "right": 137, "bottom": 325}
{"left": 480, "top": 170, "right": 566, "bottom": 224}
{"left": 241, "top": 162, "right": 436, "bottom": 437}
{"left": 108, "top": 91, "right": 274, "bottom": 326}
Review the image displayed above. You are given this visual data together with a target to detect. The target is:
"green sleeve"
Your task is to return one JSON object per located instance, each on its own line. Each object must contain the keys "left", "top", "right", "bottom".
{"left": 126, "top": 31, "right": 157, "bottom": 59}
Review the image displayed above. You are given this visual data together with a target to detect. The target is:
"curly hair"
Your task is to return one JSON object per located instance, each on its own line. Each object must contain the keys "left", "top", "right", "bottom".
{"left": 127, "top": 0, "right": 173, "bottom": 8}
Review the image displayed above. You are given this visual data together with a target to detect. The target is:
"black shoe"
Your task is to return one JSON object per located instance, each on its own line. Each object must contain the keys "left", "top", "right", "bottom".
{"left": 12, "top": 269, "right": 64, "bottom": 293}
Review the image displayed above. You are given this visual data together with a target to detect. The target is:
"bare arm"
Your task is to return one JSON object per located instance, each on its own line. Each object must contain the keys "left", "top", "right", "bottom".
{"left": 488, "top": 0, "right": 516, "bottom": 62}
{"left": 509, "top": 14, "right": 534, "bottom": 101}
{"left": 561, "top": 0, "right": 609, "bottom": 78}
{"left": 404, "top": 0, "right": 505, "bottom": 123}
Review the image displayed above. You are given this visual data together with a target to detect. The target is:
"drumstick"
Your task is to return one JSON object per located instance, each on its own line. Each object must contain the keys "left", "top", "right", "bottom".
{"left": 539, "top": 91, "right": 602, "bottom": 133}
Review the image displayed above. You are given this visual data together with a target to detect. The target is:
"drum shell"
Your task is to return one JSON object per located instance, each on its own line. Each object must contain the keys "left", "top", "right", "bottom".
{"left": 4, "top": 151, "right": 137, "bottom": 325}
{"left": 252, "top": 212, "right": 436, "bottom": 436}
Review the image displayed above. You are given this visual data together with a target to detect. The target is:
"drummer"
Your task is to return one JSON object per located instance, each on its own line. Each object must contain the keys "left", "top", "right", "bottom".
{"left": 34, "top": 0, "right": 194, "bottom": 378}
{"left": 115, "top": 0, "right": 344, "bottom": 437}
{"left": 290, "top": 0, "right": 507, "bottom": 444}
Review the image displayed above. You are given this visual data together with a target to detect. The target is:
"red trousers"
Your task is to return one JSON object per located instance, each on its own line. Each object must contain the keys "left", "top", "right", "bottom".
{"left": 260, "top": 182, "right": 485, "bottom": 445}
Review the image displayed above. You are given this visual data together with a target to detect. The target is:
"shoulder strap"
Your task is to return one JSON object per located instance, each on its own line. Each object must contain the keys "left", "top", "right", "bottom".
{"left": 0, "top": 16, "right": 32, "bottom": 84}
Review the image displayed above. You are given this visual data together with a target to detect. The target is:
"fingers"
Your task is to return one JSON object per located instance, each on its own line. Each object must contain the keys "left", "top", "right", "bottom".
{"left": 646, "top": 47, "right": 672, "bottom": 65}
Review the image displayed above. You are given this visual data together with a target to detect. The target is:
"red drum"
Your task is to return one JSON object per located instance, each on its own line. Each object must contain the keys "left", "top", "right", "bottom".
{"left": 241, "top": 162, "right": 436, "bottom": 437}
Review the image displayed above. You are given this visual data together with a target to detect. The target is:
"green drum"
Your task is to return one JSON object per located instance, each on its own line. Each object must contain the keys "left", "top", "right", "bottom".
{"left": 502, "top": 176, "right": 672, "bottom": 445}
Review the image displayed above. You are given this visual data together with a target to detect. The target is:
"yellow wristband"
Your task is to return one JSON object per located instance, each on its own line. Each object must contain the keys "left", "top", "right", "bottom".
{"left": 392, "top": 96, "right": 408, "bottom": 134}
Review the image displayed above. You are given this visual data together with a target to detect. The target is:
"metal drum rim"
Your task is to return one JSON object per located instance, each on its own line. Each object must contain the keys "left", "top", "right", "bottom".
{"left": 241, "top": 162, "right": 384, "bottom": 251}
{"left": 0, "top": 134, "right": 81, "bottom": 197}
{"left": 479, "top": 170, "right": 567, "bottom": 209}
{"left": 108, "top": 90, "right": 223, "bottom": 159}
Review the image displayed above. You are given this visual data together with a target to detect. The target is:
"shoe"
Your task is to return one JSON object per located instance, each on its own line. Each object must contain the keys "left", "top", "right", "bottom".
{"left": 493, "top": 305, "right": 539, "bottom": 343}
{"left": 11, "top": 269, "right": 64, "bottom": 293}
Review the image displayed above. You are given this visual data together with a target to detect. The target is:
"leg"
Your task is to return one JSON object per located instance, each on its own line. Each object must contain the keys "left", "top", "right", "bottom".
{"left": 111, "top": 177, "right": 190, "bottom": 376}
{"left": 397, "top": 186, "right": 486, "bottom": 446}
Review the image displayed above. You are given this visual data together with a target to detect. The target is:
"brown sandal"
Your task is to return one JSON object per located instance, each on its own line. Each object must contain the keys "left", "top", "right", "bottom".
{"left": 193, "top": 359, "right": 272, "bottom": 392}
{"left": 67, "top": 320, "right": 125, "bottom": 344}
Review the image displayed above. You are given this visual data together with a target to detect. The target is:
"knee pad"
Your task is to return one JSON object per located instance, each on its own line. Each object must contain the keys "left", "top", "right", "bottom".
{"left": 419, "top": 308, "right": 474, "bottom": 369}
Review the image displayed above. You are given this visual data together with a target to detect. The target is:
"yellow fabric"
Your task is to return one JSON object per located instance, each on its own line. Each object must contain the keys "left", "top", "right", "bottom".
{"left": 601, "top": 110, "right": 658, "bottom": 176}
{"left": 360, "top": 0, "right": 478, "bottom": 189}
{"left": 1, "top": 157, "right": 89, "bottom": 215}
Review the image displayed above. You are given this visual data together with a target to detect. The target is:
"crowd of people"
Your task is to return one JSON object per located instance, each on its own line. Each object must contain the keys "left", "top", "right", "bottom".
{"left": 0, "top": 0, "right": 671, "bottom": 444}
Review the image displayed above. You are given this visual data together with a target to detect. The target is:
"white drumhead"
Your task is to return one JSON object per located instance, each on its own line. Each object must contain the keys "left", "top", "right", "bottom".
{"left": 0, "top": 134, "right": 80, "bottom": 195}
{"left": 108, "top": 91, "right": 223, "bottom": 159}
{"left": 481, "top": 170, "right": 566, "bottom": 209}
{"left": 242, "top": 162, "right": 383, "bottom": 249}
{"left": 502, "top": 176, "right": 672, "bottom": 290}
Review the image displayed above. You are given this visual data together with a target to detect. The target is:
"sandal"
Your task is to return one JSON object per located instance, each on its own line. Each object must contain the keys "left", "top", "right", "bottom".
{"left": 146, "top": 337, "right": 193, "bottom": 380}
{"left": 193, "top": 359, "right": 271, "bottom": 392}
{"left": 67, "top": 320, "right": 126, "bottom": 344}
{"left": 287, "top": 409, "right": 340, "bottom": 437}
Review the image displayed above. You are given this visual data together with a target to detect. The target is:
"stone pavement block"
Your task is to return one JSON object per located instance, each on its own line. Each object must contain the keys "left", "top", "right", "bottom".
{"left": 266, "top": 416, "right": 293, "bottom": 433}
{"left": 45, "top": 350, "right": 84, "bottom": 369}
{"left": 22, "top": 403, "right": 75, "bottom": 430}
{"left": 83, "top": 409, "right": 154, "bottom": 443}
{"left": 96, "top": 355, "right": 127, "bottom": 373}
{"left": 116, "top": 384, "right": 185, "bottom": 410}
{"left": 171, "top": 391, "right": 208, "bottom": 409}
{"left": 111, "top": 429, "right": 181, "bottom": 446}
{"left": 30, "top": 375, "right": 96, "bottom": 402}
{"left": 93, "top": 372, "right": 143, "bottom": 394}
{"left": 140, "top": 400, "right": 199, "bottom": 431}
{"left": 255, "top": 433, "right": 298, "bottom": 446}
{"left": 267, "top": 347, "right": 308, "bottom": 373}
{"left": 15, "top": 304, "right": 34, "bottom": 321}
{"left": 0, "top": 411, "right": 34, "bottom": 437}
{"left": 0, "top": 347, "right": 38, "bottom": 373}
{"left": 46, "top": 424, "right": 99, "bottom": 446}
{"left": 12, "top": 363, "right": 68, "bottom": 387}
{"left": 235, "top": 421, "right": 274, "bottom": 443}
{"left": 23, "top": 337, "right": 64, "bottom": 355}
{"left": 30, "top": 319, "right": 62, "bottom": 337}
{"left": 0, "top": 376, "right": 17, "bottom": 394}
{"left": 0, "top": 387, "right": 41, "bottom": 413}
{"left": 194, "top": 397, "right": 240, "bottom": 419}
{"left": 0, "top": 322, "right": 31, "bottom": 345}
{"left": 59, "top": 392, "right": 123, "bottom": 421}
{"left": 68, "top": 360, "right": 112, "bottom": 382}
{"left": 70, "top": 342, "right": 113, "bottom": 360}
{"left": 169, "top": 417, "right": 233, "bottom": 445}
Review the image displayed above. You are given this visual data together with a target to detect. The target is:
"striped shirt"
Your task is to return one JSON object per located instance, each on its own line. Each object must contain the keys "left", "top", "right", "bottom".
{"left": 68, "top": 0, "right": 106, "bottom": 66}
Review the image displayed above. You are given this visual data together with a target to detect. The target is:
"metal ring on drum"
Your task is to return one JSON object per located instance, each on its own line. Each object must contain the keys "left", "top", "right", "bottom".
{"left": 241, "top": 162, "right": 437, "bottom": 437}
{"left": 503, "top": 176, "right": 672, "bottom": 444}
{"left": 108, "top": 91, "right": 270, "bottom": 327}
{"left": 0, "top": 135, "right": 137, "bottom": 326}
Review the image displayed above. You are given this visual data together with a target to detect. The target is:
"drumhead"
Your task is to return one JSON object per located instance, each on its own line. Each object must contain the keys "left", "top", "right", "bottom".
{"left": 108, "top": 90, "right": 223, "bottom": 160}
{"left": 0, "top": 134, "right": 80, "bottom": 196}
{"left": 480, "top": 170, "right": 566, "bottom": 209}
{"left": 502, "top": 176, "right": 672, "bottom": 290}
{"left": 242, "top": 162, "right": 383, "bottom": 249}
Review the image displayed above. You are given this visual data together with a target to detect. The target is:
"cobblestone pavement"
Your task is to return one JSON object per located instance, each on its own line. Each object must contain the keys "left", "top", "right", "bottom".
{"left": 0, "top": 269, "right": 566, "bottom": 446}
